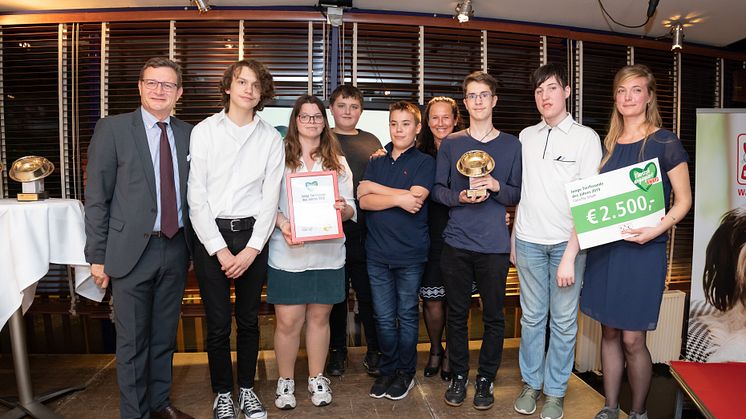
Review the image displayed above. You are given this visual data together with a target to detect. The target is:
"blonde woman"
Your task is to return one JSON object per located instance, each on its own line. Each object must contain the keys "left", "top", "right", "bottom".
{"left": 417, "top": 96, "right": 463, "bottom": 381}
{"left": 579, "top": 65, "right": 692, "bottom": 419}
{"left": 267, "top": 94, "right": 355, "bottom": 409}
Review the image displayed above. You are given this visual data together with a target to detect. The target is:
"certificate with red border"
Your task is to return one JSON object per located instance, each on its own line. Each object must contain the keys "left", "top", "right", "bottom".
{"left": 286, "top": 170, "right": 344, "bottom": 242}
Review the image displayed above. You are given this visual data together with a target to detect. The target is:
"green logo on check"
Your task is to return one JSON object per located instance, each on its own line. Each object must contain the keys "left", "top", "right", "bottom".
{"left": 629, "top": 162, "right": 658, "bottom": 192}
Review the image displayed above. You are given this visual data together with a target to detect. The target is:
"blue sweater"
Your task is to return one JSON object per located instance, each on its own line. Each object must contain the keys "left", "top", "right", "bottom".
{"left": 432, "top": 129, "right": 522, "bottom": 254}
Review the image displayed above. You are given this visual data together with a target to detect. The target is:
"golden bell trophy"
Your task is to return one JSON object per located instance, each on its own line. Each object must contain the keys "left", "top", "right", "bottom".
{"left": 456, "top": 150, "right": 495, "bottom": 198}
{"left": 8, "top": 155, "right": 54, "bottom": 201}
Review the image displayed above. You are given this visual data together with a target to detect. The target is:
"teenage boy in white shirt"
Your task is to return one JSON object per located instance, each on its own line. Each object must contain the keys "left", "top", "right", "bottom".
{"left": 511, "top": 63, "right": 602, "bottom": 419}
{"left": 188, "top": 59, "right": 285, "bottom": 419}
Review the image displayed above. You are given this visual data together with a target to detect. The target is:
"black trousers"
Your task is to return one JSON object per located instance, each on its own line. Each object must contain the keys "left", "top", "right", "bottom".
{"left": 329, "top": 222, "right": 379, "bottom": 353}
{"left": 441, "top": 243, "right": 509, "bottom": 381}
{"left": 111, "top": 230, "right": 189, "bottom": 419}
{"left": 193, "top": 227, "right": 267, "bottom": 393}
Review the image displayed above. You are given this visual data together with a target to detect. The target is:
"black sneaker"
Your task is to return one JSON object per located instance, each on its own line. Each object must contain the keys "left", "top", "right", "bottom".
{"left": 473, "top": 375, "right": 494, "bottom": 410}
{"left": 444, "top": 374, "right": 468, "bottom": 407}
{"left": 385, "top": 372, "right": 414, "bottom": 401}
{"left": 237, "top": 387, "right": 267, "bottom": 418}
{"left": 363, "top": 351, "right": 382, "bottom": 377}
{"left": 326, "top": 348, "right": 347, "bottom": 376}
{"left": 212, "top": 392, "right": 237, "bottom": 419}
{"left": 369, "top": 375, "right": 396, "bottom": 399}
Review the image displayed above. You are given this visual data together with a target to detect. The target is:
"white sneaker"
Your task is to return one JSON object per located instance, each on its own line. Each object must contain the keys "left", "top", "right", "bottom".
{"left": 274, "top": 377, "right": 296, "bottom": 410}
{"left": 237, "top": 387, "right": 267, "bottom": 419}
{"left": 308, "top": 374, "right": 333, "bottom": 407}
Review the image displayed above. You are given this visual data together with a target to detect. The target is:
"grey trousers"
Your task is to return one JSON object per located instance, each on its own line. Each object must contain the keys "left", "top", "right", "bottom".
{"left": 111, "top": 230, "right": 189, "bottom": 419}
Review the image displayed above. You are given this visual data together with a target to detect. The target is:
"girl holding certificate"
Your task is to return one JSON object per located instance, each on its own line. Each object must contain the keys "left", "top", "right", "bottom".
{"left": 267, "top": 94, "right": 355, "bottom": 410}
{"left": 580, "top": 65, "right": 692, "bottom": 419}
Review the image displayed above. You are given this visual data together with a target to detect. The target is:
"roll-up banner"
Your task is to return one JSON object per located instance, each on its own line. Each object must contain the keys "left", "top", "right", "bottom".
{"left": 686, "top": 109, "right": 746, "bottom": 363}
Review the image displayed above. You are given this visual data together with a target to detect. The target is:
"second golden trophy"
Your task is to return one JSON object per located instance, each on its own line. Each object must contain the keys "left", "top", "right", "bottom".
{"left": 456, "top": 150, "right": 495, "bottom": 198}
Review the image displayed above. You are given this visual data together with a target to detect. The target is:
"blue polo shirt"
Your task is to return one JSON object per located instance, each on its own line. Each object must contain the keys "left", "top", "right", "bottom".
{"left": 363, "top": 142, "right": 435, "bottom": 266}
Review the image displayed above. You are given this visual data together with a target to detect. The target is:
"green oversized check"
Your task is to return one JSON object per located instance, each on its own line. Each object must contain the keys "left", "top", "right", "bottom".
{"left": 565, "top": 158, "right": 665, "bottom": 249}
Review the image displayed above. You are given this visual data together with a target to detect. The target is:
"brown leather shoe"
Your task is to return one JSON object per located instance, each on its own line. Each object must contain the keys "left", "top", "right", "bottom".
{"left": 151, "top": 405, "right": 194, "bottom": 419}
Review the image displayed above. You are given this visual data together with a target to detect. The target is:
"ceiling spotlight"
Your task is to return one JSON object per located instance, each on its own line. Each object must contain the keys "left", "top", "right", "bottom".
{"left": 664, "top": 14, "right": 701, "bottom": 52}
{"left": 455, "top": 0, "right": 474, "bottom": 24}
{"left": 671, "top": 23, "right": 684, "bottom": 51}
{"left": 191, "top": 0, "right": 210, "bottom": 13}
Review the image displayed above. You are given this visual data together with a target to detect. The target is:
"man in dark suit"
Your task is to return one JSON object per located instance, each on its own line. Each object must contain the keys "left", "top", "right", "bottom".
{"left": 85, "top": 57, "right": 194, "bottom": 419}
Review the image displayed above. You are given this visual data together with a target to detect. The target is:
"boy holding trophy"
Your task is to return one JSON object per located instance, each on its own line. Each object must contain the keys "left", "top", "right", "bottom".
{"left": 432, "top": 71, "right": 522, "bottom": 410}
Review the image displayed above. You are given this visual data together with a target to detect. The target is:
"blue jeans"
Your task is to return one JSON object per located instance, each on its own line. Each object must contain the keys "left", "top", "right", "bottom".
{"left": 367, "top": 261, "right": 424, "bottom": 376}
{"left": 515, "top": 238, "right": 586, "bottom": 397}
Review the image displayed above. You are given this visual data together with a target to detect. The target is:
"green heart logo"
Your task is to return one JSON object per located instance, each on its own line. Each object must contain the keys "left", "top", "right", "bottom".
{"left": 629, "top": 162, "right": 658, "bottom": 192}
{"left": 305, "top": 181, "right": 318, "bottom": 191}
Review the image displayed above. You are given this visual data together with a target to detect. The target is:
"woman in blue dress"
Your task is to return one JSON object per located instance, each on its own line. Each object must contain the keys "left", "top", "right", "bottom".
{"left": 580, "top": 64, "right": 692, "bottom": 419}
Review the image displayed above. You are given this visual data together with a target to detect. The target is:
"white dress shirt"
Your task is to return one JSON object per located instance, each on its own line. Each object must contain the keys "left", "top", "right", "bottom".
{"left": 268, "top": 157, "right": 356, "bottom": 272}
{"left": 188, "top": 110, "right": 285, "bottom": 255}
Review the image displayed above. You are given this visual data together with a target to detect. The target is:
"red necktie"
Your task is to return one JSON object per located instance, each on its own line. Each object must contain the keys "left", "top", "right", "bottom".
{"left": 157, "top": 122, "right": 178, "bottom": 238}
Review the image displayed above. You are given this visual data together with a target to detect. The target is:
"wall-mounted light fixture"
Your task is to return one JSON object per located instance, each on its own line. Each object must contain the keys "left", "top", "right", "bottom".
{"left": 191, "top": 0, "right": 210, "bottom": 13}
{"left": 454, "top": 0, "right": 474, "bottom": 24}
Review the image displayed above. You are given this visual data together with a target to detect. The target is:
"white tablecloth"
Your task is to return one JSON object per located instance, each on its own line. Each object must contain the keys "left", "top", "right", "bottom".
{"left": 0, "top": 198, "right": 105, "bottom": 330}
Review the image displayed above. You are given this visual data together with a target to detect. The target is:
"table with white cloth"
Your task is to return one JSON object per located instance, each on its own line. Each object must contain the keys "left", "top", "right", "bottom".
{"left": 0, "top": 198, "right": 105, "bottom": 419}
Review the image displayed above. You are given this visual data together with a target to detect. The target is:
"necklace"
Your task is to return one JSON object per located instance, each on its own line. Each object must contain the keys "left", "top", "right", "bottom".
{"left": 468, "top": 127, "right": 495, "bottom": 142}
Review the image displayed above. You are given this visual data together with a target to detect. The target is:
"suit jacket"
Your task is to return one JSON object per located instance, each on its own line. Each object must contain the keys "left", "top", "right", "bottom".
{"left": 84, "top": 107, "right": 193, "bottom": 278}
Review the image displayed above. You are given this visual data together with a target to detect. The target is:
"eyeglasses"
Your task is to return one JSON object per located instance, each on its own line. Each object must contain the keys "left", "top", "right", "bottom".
{"left": 298, "top": 114, "right": 324, "bottom": 124}
{"left": 465, "top": 91, "right": 493, "bottom": 102}
{"left": 141, "top": 79, "right": 179, "bottom": 92}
